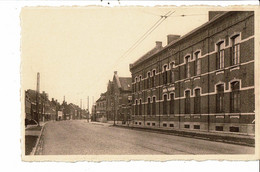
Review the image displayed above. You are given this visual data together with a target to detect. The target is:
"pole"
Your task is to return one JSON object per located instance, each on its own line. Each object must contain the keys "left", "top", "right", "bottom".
{"left": 80, "top": 99, "right": 82, "bottom": 119}
{"left": 113, "top": 95, "right": 116, "bottom": 126}
{"left": 87, "top": 96, "right": 89, "bottom": 122}
{"left": 35, "top": 72, "right": 40, "bottom": 125}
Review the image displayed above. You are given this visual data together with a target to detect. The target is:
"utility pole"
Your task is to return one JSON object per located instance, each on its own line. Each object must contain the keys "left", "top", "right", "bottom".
{"left": 35, "top": 72, "right": 40, "bottom": 125}
{"left": 113, "top": 94, "right": 116, "bottom": 126}
{"left": 80, "top": 99, "right": 82, "bottom": 119}
{"left": 87, "top": 96, "right": 89, "bottom": 122}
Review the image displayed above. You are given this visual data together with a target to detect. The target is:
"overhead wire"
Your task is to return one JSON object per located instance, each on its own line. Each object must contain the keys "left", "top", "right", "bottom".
{"left": 112, "top": 11, "right": 175, "bottom": 66}
{"left": 83, "top": 11, "right": 175, "bottom": 99}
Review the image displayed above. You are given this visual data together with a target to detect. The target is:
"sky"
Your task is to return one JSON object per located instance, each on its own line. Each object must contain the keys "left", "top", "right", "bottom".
{"left": 21, "top": 6, "right": 212, "bottom": 110}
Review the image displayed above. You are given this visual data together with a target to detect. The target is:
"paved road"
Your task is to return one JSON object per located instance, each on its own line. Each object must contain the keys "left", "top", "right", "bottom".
{"left": 41, "top": 120, "right": 254, "bottom": 155}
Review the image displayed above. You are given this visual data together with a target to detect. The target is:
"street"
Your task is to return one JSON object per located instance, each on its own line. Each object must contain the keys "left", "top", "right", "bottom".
{"left": 41, "top": 120, "right": 254, "bottom": 155}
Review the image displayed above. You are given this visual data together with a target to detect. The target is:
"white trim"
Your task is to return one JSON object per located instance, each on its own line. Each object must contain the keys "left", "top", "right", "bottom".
{"left": 230, "top": 66, "right": 240, "bottom": 72}
{"left": 216, "top": 70, "right": 224, "bottom": 75}
{"left": 131, "top": 36, "right": 254, "bottom": 75}
{"left": 169, "top": 60, "right": 175, "bottom": 69}
{"left": 151, "top": 69, "right": 156, "bottom": 77}
{"left": 184, "top": 89, "right": 192, "bottom": 97}
{"left": 162, "top": 64, "right": 168, "bottom": 72}
{"left": 215, "top": 39, "right": 226, "bottom": 52}
{"left": 169, "top": 92, "right": 175, "bottom": 99}
{"left": 229, "top": 32, "right": 242, "bottom": 47}
{"left": 184, "top": 53, "right": 192, "bottom": 63}
{"left": 151, "top": 95, "right": 156, "bottom": 103}
{"left": 193, "top": 49, "right": 202, "bottom": 59}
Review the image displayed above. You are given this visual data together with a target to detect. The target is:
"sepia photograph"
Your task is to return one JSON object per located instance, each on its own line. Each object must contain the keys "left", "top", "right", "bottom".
{"left": 20, "top": 6, "right": 258, "bottom": 161}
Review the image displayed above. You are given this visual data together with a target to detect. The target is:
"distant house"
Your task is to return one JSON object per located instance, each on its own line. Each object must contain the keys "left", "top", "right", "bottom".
{"left": 95, "top": 92, "right": 107, "bottom": 122}
{"left": 25, "top": 89, "right": 50, "bottom": 122}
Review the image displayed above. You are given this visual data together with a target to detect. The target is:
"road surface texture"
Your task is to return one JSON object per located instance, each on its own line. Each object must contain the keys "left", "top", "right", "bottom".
{"left": 41, "top": 120, "right": 254, "bottom": 155}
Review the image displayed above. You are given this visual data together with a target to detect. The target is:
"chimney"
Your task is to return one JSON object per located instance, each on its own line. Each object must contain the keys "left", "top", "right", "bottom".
{"left": 114, "top": 71, "right": 117, "bottom": 75}
{"left": 167, "top": 34, "right": 180, "bottom": 45}
{"left": 208, "top": 11, "right": 225, "bottom": 21}
{"left": 155, "top": 41, "right": 162, "bottom": 48}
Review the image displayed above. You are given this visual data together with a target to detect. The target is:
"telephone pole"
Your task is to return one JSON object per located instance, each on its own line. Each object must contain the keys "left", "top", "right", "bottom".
{"left": 35, "top": 72, "right": 40, "bottom": 125}
{"left": 87, "top": 96, "right": 89, "bottom": 122}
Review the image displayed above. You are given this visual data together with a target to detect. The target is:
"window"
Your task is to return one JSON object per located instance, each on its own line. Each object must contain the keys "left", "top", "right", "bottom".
{"left": 147, "top": 122, "right": 150, "bottom": 126}
{"left": 216, "top": 84, "right": 224, "bottom": 113}
{"left": 216, "top": 126, "right": 223, "bottom": 131}
{"left": 163, "top": 65, "right": 168, "bottom": 84}
{"left": 230, "top": 126, "right": 239, "bottom": 132}
{"left": 230, "top": 81, "right": 240, "bottom": 113}
{"left": 194, "top": 89, "right": 201, "bottom": 114}
{"left": 169, "top": 124, "right": 174, "bottom": 127}
{"left": 139, "top": 76, "right": 142, "bottom": 91}
{"left": 184, "top": 124, "right": 190, "bottom": 129}
{"left": 163, "top": 123, "right": 167, "bottom": 127}
{"left": 147, "top": 72, "right": 151, "bottom": 89}
{"left": 152, "top": 97, "right": 156, "bottom": 115}
{"left": 163, "top": 94, "right": 168, "bottom": 115}
{"left": 152, "top": 123, "right": 155, "bottom": 126}
{"left": 185, "top": 90, "right": 191, "bottom": 114}
{"left": 170, "top": 93, "right": 174, "bottom": 114}
{"left": 194, "top": 125, "right": 200, "bottom": 129}
{"left": 139, "top": 99, "right": 142, "bottom": 115}
{"left": 216, "top": 41, "right": 225, "bottom": 69}
{"left": 185, "top": 56, "right": 191, "bottom": 78}
{"left": 135, "top": 100, "right": 138, "bottom": 115}
{"left": 139, "top": 122, "right": 142, "bottom": 125}
{"left": 152, "top": 70, "right": 156, "bottom": 87}
{"left": 231, "top": 35, "right": 240, "bottom": 66}
{"left": 147, "top": 97, "right": 151, "bottom": 115}
{"left": 170, "top": 62, "right": 175, "bottom": 83}
{"left": 135, "top": 77, "right": 138, "bottom": 92}
{"left": 194, "top": 51, "right": 201, "bottom": 75}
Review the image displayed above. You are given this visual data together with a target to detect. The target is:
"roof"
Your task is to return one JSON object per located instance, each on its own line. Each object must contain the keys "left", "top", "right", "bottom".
{"left": 26, "top": 89, "right": 48, "bottom": 103}
{"left": 130, "top": 11, "right": 232, "bottom": 69}
{"left": 118, "top": 77, "right": 132, "bottom": 91}
{"left": 131, "top": 44, "right": 163, "bottom": 67}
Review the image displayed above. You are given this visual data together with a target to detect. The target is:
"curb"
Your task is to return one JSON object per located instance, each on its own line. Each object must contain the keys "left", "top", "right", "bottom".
{"left": 113, "top": 125, "right": 255, "bottom": 147}
{"left": 30, "top": 123, "right": 46, "bottom": 155}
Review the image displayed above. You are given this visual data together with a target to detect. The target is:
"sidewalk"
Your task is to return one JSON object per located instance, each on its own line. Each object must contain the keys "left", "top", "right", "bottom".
{"left": 25, "top": 121, "right": 48, "bottom": 155}
{"left": 113, "top": 124, "right": 255, "bottom": 147}
{"left": 88, "top": 121, "right": 113, "bottom": 127}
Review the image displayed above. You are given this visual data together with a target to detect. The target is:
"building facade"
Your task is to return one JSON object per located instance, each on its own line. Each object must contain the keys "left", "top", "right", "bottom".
{"left": 96, "top": 92, "right": 107, "bottom": 122}
{"left": 130, "top": 11, "right": 254, "bottom": 135}
{"left": 106, "top": 71, "right": 132, "bottom": 124}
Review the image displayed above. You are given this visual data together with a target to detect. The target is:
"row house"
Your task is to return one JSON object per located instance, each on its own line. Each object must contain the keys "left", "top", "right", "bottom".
{"left": 25, "top": 89, "right": 56, "bottom": 122}
{"left": 64, "top": 103, "right": 82, "bottom": 120}
{"left": 129, "top": 11, "right": 255, "bottom": 135}
{"left": 106, "top": 71, "right": 132, "bottom": 124}
{"left": 95, "top": 92, "right": 107, "bottom": 122}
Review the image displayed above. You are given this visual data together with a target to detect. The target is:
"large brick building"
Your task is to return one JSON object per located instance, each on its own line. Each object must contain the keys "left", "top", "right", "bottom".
{"left": 106, "top": 71, "right": 132, "bottom": 124}
{"left": 129, "top": 11, "right": 254, "bottom": 135}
